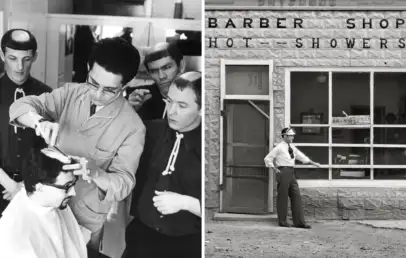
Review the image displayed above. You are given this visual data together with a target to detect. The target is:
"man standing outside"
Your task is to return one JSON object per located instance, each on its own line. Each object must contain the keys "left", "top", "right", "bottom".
{"left": 0, "top": 29, "right": 51, "bottom": 214}
{"left": 9, "top": 37, "right": 145, "bottom": 258}
{"left": 264, "top": 127, "right": 321, "bottom": 229}
{"left": 127, "top": 42, "right": 185, "bottom": 120}
{"left": 124, "top": 71, "right": 202, "bottom": 258}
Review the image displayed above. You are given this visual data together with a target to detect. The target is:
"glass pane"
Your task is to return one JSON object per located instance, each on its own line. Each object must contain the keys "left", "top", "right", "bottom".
{"left": 374, "top": 72, "right": 406, "bottom": 125}
{"left": 295, "top": 146, "right": 328, "bottom": 164}
{"left": 333, "top": 147, "right": 370, "bottom": 165}
{"left": 225, "top": 65, "right": 269, "bottom": 95}
{"left": 332, "top": 128, "right": 370, "bottom": 144}
{"left": 290, "top": 72, "right": 328, "bottom": 124}
{"left": 373, "top": 127, "right": 406, "bottom": 144}
{"left": 374, "top": 169, "right": 406, "bottom": 180}
{"left": 373, "top": 148, "right": 406, "bottom": 165}
{"left": 294, "top": 146, "right": 328, "bottom": 180}
{"left": 332, "top": 72, "right": 370, "bottom": 126}
{"left": 295, "top": 168, "right": 328, "bottom": 180}
{"left": 290, "top": 127, "right": 328, "bottom": 143}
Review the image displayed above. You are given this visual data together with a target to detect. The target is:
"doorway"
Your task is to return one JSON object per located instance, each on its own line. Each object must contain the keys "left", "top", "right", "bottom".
{"left": 222, "top": 100, "right": 270, "bottom": 214}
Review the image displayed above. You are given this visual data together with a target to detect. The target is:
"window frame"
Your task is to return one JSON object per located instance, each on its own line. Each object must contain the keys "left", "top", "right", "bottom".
{"left": 286, "top": 67, "right": 406, "bottom": 182}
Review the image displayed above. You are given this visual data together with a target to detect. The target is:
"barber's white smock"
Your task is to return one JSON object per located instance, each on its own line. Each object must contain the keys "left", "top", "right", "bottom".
{"left": 264, "top": 141, "right": 310, "bottom": 168}
{"left": 0, "top": 189, "right": 89, "bottom": 258}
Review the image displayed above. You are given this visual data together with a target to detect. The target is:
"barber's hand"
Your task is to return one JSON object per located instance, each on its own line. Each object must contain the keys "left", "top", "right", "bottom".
{"left": 153, "top": 191, "right": 186, "bottom": 215}
{"left": 62, "top": 156, "right": 98, "bottom": 183}
{"left": 273, "top": 168, "right": 281, "bottom": 174}
{"left": 128, "top": 89, "right": 152, "bottom": 111}
{"left": 2, "top": 181, "right": 22, "bottom": 201}
{"left": 35, "top": 121, "right": 59, "bottom": 146}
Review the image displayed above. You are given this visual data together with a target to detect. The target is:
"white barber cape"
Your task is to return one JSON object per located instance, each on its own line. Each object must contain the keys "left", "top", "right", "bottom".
{"left": 0, "top": 189, "right": 89, "bottom": 258}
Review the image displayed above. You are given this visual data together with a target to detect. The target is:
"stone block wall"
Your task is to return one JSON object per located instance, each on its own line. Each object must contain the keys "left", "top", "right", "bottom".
{"left": 299, "top": 188, "right": 406, "bottom": 220}
{"left": 205, "top": 10, "right": 406, "bottom": 218}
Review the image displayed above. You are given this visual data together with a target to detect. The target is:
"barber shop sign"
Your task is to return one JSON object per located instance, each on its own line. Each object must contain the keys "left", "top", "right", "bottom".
{"left": 206, "top": 16, "right": 406, "bottom": 49}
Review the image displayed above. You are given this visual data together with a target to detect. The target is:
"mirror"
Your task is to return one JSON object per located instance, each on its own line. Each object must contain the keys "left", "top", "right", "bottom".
{"left": 57, "top": 23, "right": 202, "bottom": 89}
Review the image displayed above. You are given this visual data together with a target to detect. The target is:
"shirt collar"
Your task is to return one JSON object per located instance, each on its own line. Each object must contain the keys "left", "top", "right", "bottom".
{"left": 3, "top": 73, "right": 33, "bottom": 90}
{"left": 164, "top": 122, "right": 201, "bottom": 154}
{"left": 79, "top": 84, "right": 125, "bottom": 119}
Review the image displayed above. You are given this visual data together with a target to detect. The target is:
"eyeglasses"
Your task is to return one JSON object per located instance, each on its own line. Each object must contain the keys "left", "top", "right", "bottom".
{"left": 42, "top": 176, "right": 79, "bottom": 193}
{"left": 86, "top": 75, "right": 122, "bottom": 97}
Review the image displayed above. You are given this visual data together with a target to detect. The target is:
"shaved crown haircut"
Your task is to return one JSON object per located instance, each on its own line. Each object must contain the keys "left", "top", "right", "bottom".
{"left": 172, "top": 71, "right": 202, "bottom": 109}
{"left": 1, "top": 29, "right": 38, "bottom": 54}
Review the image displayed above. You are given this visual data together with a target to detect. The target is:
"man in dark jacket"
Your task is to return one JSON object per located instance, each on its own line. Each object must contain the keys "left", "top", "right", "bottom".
{"left": 0, "top": 28, "right": 51, "bottom": 214}
{"left": 127, "top": 42, "right": 185, "bottom": 120}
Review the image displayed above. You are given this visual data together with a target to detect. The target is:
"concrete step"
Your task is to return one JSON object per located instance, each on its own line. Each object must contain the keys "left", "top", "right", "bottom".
{"left": 213, "top": 212, "right": 278, "bottom": 221}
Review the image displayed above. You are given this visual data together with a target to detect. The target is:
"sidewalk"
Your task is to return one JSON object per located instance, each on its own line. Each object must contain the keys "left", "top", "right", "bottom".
{"left": 205, "top": 220, "right": 406, "bottom": 258}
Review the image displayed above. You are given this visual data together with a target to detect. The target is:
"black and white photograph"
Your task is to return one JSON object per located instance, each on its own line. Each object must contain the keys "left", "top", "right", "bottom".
{"left": 205, "top": 0, "right": 406, "bottom": 257}
{"left": 0, "top": 0, "right": 202, "bottom": 257}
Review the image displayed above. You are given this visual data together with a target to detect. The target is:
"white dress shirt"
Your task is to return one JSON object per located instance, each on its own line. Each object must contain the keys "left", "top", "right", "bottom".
{"left": 264, "top": 141, "right": 310, "bottom": 168}
{"left": 0, "top": 189, "right": 89, "bottom": 258}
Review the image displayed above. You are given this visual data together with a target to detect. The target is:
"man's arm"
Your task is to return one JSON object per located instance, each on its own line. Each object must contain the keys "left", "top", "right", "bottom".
{"left": 182, "top": 195, "right": 201, "bottom": 217}
{"left": 9, "top": 84, "right": 70, "bottom": 128}
{"left": 92, "top": 126, "right": 146, "bottom": 202}
{"left": 264, "top": 146, "right": 279, "bottom": 168}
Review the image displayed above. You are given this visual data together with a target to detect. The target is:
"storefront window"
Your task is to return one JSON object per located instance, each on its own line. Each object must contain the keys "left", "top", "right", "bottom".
{"left": 290, "top": 70, "right": 406, "bottom": 180}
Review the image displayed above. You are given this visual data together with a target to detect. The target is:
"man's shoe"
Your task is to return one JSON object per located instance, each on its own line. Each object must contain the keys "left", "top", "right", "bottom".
{"left": 294, "top": 223, "right": 311, "bottom": 229}
{"left": 278, "top": 222, "right": 291, "bottom": 227}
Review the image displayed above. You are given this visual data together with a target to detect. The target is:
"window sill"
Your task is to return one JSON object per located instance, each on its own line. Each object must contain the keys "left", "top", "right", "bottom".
{"left": 298, "top": 179, "right": 406, "bottom": 188}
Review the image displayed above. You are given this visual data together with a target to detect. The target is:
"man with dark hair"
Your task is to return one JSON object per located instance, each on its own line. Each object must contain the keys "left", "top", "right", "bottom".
{"left": 0, "top": 28, "right": 51, "bottom": 214}
{"left": 124, "top": 71, "right": 202, "bottom": 258}
{"left": 264, "top": 127, "right": 320, "bottom": 229}
{"left": 9, "top": 37, "right": 146, "bottom": 257}
{"left": 0, "top": 148, "right": 88, "bottom": 257}
{"left": 127, "top": 42, "right": 185, "bottom": 120}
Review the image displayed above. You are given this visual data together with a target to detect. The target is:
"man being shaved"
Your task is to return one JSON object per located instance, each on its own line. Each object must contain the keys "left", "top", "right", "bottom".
{"left": 0, "top": 29, "right": 51, "bottom": 214}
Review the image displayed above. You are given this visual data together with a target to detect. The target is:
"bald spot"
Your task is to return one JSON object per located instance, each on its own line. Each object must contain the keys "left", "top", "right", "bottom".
{"left": 144, "top": 42, "right": 170, "bottom": 57}
{"left": 180, "top": 71, "right": 201, "bottom": 82}
{"left": 11, "top": 30, "right": 30, "bottom": 43}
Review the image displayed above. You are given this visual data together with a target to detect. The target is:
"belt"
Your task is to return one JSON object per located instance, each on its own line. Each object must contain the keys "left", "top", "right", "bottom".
{"left": 277, "top": 166, "right": 294, "bottom": 169}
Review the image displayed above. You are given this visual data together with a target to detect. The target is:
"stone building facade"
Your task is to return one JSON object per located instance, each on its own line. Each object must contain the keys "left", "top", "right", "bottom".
{"left": 205, "top": 6, "right": 406, "bottom": 220}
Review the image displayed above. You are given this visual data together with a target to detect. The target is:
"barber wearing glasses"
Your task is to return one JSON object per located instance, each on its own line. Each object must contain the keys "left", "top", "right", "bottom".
{"left": 9, "top": 37, "right": 146, "bottom": 258}
{"left": 264, "top": 127, "right": 320, "bottom": 229}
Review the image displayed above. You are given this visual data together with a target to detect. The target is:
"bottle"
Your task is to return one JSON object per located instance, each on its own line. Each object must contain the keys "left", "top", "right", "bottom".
{"left": 174, "top": 0, "right": 183, "bottom": 19}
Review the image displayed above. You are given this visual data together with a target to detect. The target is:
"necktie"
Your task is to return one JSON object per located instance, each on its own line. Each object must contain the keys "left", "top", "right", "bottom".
{"left": 288, "top": 143, "right": 294, "bottom": 159}
{"left": 90, "top": 104, "right": 96, "bottom": 117}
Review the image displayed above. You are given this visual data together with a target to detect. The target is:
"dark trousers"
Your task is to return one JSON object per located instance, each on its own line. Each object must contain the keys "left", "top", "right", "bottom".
{"left": 276, "top": 167, "right": 306, "bottom": 225}
{"left": 122, "top": 218, "right": 201, "bottom": 258}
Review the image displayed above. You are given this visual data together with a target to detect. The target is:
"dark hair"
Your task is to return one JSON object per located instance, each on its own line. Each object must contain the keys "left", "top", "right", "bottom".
{"left": 1, "top": 29, "right": 38, "bottom": 54}
{"left": 172, "top": 71, "right": 201, "bottom": 109}
{"left": 144, "top": 42, "right": 183, "bottom": 71}
{"left": 22, "top": 148, "right": 75, "bottom": 195}
{"left": 88, "top": 37, "right": 141, "bottom": 85}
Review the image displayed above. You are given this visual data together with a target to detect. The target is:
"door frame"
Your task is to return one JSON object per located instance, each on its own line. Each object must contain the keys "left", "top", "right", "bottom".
{"left": 219, "top": 59, "right": 274, "bottom": 213}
